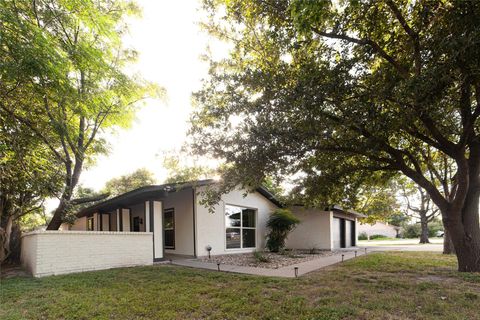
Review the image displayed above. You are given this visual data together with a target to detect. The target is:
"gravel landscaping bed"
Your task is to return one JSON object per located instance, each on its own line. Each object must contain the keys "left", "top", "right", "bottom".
{"left": 198, "top": 250, "right": 339, "bottom": 269}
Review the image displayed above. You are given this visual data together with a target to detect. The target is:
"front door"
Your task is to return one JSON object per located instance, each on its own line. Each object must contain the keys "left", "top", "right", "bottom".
{"left": 133, "top": 216, "right": 140, "bottom": 232}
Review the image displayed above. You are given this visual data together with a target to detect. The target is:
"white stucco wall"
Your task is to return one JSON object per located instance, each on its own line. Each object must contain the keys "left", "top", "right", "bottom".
{"left": 95, "top": 213, "right": 101, "bottom": 230}
{"left": 195, "top": 186, "right": 278, "bottom": 257}
{"left": 121, "top": 209, "right": 131, "bottom": 231}
{"left": 358, "top": 221, "right": 398, "bottom": 238}
{"left": 20, "top": 231, "right": 153, "bottom": 277}
{"left": 286, "top": 207, "right": 333, "bottom": 250}
{"left": 60, "top": 216, "right": 88, "bottom": 231}
{"left": 163, "top": 188, "right": 195, "bottom": 256}
{"left": 152, "top": 201, "right": 163, "bottom": 260}
{"left": 101, "top": 213, "right": 110, "bottom": 231}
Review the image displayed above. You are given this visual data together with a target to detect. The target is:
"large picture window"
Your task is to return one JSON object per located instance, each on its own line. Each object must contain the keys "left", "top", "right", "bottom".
{"left": 225, "top": 205, "right": 256, "bottom": 249}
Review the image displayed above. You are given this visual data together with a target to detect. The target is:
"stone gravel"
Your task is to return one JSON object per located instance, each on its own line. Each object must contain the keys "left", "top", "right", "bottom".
{"left": 198, "top": 250, "right": 339, "bottom": 269}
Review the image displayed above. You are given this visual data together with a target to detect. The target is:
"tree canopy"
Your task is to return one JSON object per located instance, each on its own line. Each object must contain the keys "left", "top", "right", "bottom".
{"left": 162, "top": 154, "right": 216, "bottom": 184}
{"left": 191, "top": 0, "right": 480, "bottom": 271}
{"left": 0, "top": 0, "right": 163, "bottom": 230}
{"left": 0, "top": 112, "right": 63, "bottom": 261}
{"left": 103, "top": 168, "right": 157, "bottom": 197}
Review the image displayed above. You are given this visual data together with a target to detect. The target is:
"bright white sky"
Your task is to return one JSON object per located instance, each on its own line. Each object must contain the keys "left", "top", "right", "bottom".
{"left": 80, "top": 0, "right": 222, "bottom": 191}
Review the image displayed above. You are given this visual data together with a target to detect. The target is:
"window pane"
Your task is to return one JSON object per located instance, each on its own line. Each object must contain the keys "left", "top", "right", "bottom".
{"left": 87, "top": 218, "right": 93, "bottom": 231}
{"left": 225, "top": 205, "right": 241, "bottom": 227}
{"left": 226, "top": 228, "right": 241, "bottom": 248}
{"left": 165, "top": 230, "right": 174, "bottom": 248}
{"left": 242, "top": 209, "right": 256, "bottom": 228}
{"left": 164, "top": 210, "right": 174, "bottom": 229}
{"left": 242, "top": 229, "right": 256, "bottom": 248}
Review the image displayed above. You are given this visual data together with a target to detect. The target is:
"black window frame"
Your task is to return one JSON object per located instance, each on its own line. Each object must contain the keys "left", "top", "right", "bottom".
{"left": 163, "top": 208, "right": 175, "bottom": 249}
{"left": 225, "top": 204, "right": 257, "bottom": 250}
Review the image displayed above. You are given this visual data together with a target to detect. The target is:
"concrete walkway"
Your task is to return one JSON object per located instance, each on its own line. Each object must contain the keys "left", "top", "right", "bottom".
{"left": 169, "top": 249, "right": 368, "bottom": 278}
{"left": 167, "top": 243, "right": 444, "bottom": 278}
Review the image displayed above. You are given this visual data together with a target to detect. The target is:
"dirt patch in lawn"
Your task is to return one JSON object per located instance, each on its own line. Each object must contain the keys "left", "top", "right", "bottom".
{"left": 0, "top": 263, "right": 29, "bottom": 279}
{"left": 199, "top": 250, "right": 338, "bottom": 269}
{"left": 417, "top": 275, "right": 457, "bottom": 283}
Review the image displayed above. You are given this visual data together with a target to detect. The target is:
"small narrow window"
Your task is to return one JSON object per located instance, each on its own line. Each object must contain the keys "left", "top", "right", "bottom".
{"left": 164, "top": 208, "right": 175, "bottom": 249}
{"left": 87, "top": 217, "right": 94, "bottom": 231}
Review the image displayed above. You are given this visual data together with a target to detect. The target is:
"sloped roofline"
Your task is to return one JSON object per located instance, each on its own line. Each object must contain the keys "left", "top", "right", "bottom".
{"left": 77, "top": 179, "right": 283, "bottom": 217}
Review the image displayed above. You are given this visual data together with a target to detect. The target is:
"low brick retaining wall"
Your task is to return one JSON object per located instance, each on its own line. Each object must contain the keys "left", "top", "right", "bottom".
{"left": 21, "top": 231, "right": 153, "bottom": 277}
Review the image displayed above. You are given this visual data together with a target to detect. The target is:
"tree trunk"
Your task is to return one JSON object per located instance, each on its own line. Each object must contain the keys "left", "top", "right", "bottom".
{"left": 46, "top": 197, "right": 69, "bottom": 230}
{"left": 445, "top": 190, "right": 480, "bottom": 272}
{"left": 419, "top": 217, "right": 430, "bottom": 244}
{"left": 443, "top": 228, "right": 455, "bottom": 254}
{"left": 0, "top": 215, "right": 13, "bottom": 263}
{"left": 46, "top": 158, "right": 83, "bottom": 230}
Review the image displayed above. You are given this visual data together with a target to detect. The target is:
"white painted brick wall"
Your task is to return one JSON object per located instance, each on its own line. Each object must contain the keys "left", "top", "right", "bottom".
{"left": 21, "top": 231, "right": 153, "bottom": 277}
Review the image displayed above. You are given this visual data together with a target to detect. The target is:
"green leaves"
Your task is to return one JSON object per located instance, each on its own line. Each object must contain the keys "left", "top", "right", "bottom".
{"left": 191, "top": 0, "right": 480, "bottom": 213}
{"left": 1, "top": 0, "right": 163, "bottom": 229}
{"left": 266, "top": 209, "right": 300, "bottom": 252}
{"left": 103, "top": 168, "right": 157, "bottom": 197}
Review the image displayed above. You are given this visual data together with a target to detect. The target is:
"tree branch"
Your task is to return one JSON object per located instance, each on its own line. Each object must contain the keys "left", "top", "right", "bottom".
{"left": 311, "top": 27, "right": 409, "bottom": 78}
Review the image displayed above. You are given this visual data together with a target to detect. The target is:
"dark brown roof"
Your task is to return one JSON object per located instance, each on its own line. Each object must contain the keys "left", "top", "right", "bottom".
{"left": 77, "top": 179, "right": 282, "bottom": 217}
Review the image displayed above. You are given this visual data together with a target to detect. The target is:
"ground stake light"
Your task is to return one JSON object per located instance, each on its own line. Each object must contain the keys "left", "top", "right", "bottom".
{"left": 341, "top": 254, "right": 344, "bottom": 262}
{"left": 294, "top": 267, "right": 299, "bottom": 277}
{"left": 206, "top": 245, "right": 212, "bottom": 259}
{"left": 217, "top": 262, "right": 221, "bottom": 271}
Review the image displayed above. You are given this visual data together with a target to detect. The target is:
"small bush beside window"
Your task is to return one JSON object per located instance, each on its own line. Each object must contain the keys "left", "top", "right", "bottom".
{"left": 266, "top": 209, "right": 300, "bottom": 253}
{"left": 253, "top": 251, "right": 270, "bottom": 263}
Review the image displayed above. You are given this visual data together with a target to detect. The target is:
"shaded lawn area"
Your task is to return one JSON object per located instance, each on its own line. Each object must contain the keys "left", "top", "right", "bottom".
{"left": 1, "top": 252, "right": 479, "bottom": 320}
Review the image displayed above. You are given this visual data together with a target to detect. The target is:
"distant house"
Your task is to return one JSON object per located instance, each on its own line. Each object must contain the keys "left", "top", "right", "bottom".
{"left": 358, "top": 221, "right": 400, "bottom": 239}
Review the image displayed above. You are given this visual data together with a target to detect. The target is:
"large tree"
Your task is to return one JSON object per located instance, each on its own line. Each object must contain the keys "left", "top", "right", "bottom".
{"left": 0, "top": 113, "right": 63, "bottom": 262}
{"left": 0, "top": 0, "right": 162, "bottom": 230}
{"left": 191, "top": 1, "right": 480, "bottom": 271}
{"left": 401, "top": 183, "right": 440, "bottom": 244}
{"left": 354, "top": 180, "right": 402, "bottom": 225}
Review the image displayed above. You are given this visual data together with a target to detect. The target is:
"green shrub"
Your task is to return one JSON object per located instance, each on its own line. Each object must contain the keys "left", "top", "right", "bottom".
{"left": 358, "top": 232, "right": 368, "bottom": 240}
{"left": 370, "top": 234, "right": 388, "bottom": 240}
{"left": 428, "top": 220, "right": 444, "bottom": 237}
{"left": 403, "top": 224, "right": 421, "bottom": 238}
{"left": 253, "top": 251, "right": 270, "bottom": 263}
{"left": 266, "top": 209, "right": 300, "bottom": 252}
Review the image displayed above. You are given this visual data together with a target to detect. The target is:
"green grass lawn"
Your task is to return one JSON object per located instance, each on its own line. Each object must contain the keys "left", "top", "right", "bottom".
{"left": 1, "top": 252, "right": 479, "bottom": 320}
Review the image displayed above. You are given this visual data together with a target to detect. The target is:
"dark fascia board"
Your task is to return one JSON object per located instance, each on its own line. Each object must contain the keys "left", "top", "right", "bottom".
{"left": 77, "top": 186, "right": 169, "bottom": 217}
{"left": 326, "top": 205, "right": 367, "bottom": 218}
{"left": 256, "top": 186, "right": 283, "bottom": 208}
{"left": 76, "top": 179, "right": 283, "bottom": 217}
{"left": 290, "top": 203, "right": 366, "bottom": 218}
